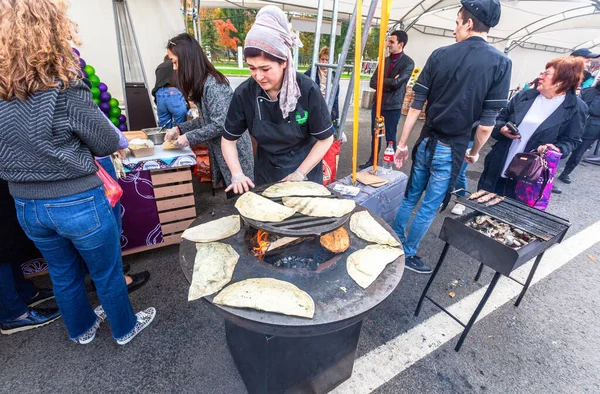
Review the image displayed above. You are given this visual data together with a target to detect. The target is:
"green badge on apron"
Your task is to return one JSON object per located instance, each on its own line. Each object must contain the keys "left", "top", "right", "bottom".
{"left": 295, "top": 110, "right": 308, "bottom": 125}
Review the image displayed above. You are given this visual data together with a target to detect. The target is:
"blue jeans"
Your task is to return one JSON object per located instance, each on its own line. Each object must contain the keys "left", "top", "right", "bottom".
{"left": 14, "top": 187, "right": 136, "bottom": 339}
{"left": 455, "top": 140, "right": 474, "bottom": 197}
{"left": 156, "top": 87, "right": 188, "bottom": 128}
{"left": 369, "top": 107, "right": 402, "bottom": 161}
{"left": 393, "top": 139, "right": 452, "bottom": 257}
{"left": 0, "top": 263, "right": 37, "bottom": 322}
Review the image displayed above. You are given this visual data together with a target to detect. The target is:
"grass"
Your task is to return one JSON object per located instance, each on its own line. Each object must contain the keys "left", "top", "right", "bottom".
{"left": 216, "top": 66, "right": 370, "bottom": 80}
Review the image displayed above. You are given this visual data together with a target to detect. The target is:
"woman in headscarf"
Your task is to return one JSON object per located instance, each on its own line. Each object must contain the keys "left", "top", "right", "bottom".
{"left": 221, "top": 6, "right": 334, "bottom": 194}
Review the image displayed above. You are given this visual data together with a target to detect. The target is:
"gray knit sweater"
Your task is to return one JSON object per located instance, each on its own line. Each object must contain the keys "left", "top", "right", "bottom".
{"left": 178, "top": 75, "right": 253, "bottom": 187}
{"left": 0, "top": 80, "right": 119, "bottom": 199}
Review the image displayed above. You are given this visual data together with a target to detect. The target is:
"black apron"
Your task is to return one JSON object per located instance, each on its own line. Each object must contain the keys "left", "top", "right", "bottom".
{"left": 251, "top": 95, "right": 323, "bottom": 185}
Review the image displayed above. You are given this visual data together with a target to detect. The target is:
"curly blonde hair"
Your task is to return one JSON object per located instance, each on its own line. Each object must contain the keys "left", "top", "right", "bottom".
{"left": 0, "top": 0, "right": 81, "bottom": 101}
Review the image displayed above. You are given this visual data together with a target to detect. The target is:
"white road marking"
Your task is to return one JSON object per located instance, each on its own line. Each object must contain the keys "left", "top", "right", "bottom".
{"left": 333, "top": 220, "right": 600, "bottom": 394}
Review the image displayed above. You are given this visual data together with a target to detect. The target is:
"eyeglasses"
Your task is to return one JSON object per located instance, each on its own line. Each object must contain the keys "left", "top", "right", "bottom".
{"left": 540, "top": 70, "right": 554, "bottom": 77}
{"left": 168, "top": 40, "right": 177, "bottom": 47}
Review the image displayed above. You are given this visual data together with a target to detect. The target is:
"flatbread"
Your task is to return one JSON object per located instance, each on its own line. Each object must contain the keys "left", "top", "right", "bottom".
{"left": 188, "top": 242, "right": 239, "bottom": 301}
{"left": 182, "top": 215, "right": 240, "bottom": 243}
{"left": 281, "top": 197, "right": 355, "bottom": 217}
{"left": 235, "top": 191, "right": 296, "bottom": 222}
{"left": 350, "top": 211, "right": 400, "bottom": 247}
{"left": 262, "top": 181, "right": 331, "bottom": 198}
{"left": 320, "top": 227, "right": 350, "bottom": 253}
{"left": 347, "top": 245, "right": 403, "bottom": 289}
{"left": 213, "top": 278, "right": 315, "bottom": 319}
{"left": 162, "top": 141, "right": 179, "bottom": 150}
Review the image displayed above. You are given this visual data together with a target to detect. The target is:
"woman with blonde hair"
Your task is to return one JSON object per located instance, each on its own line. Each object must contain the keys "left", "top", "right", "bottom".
{"left": 0, "top": 0, "right": 155, "bottom": 344}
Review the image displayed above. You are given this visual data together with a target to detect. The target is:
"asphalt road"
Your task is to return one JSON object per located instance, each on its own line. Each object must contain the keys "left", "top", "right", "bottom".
{"left": 1, "top": 104, "right": 599, "bottom": 394}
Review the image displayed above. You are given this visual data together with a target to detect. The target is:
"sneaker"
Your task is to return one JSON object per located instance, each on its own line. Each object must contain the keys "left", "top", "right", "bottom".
{"left": 71, "top": 305, "right": 106, "bottom": 345}
{"left": 405, "top": 256, "right": 433, "bottom": 274}
{"left": 127, "top": 271, "right": 150, "bottom": 294}
{"left": 27, "top": 289, "right": 55, "bottom": 307}
{"left": 0, "top": 307, "right": 61, "bottom": 335}
{"left": 551, "top": 184, "right": 562, "bottom": 194}
{"left": 558, "top": 172, "right": 571, "bottom": 184}
{"left": 116, "top": 307, "right": 156, "bottom": 345}
{"left": 451, "top": 203, "right": 466, "bottom": 215}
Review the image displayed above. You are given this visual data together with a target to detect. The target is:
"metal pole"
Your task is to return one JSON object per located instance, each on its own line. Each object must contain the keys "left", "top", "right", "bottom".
{"left": 182, "top": 0, "right": 187, "bottom": 32}
{"left": 325, "top": 0, "right": 340, "bottom": 106}
{"left": 310, "top": 0, "right": 325, "bottom": 81}
{"left": 337, "top": 0, "right": 378, "bottom": 136}
{"left": 328, "top": 3, "right": 357, "bottom": 116}
{"left": 352, "top": 0, "right": 362, "bottom": 184}
{"left": 112, "top": 0, "right": 130, "bottom": 130}
{"left": 415, "top": 243, "right": 450, "bottom": 317}
{"left": 196, "top": 0, "right": 202, "bottom": 45}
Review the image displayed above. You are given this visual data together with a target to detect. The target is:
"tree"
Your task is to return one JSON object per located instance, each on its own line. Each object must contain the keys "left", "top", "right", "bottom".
{"left": 364, "top": 27, "right": 380, "bottom": 60}
{"left": 215, "top": 19, "right": 240, "bottom": 61}
{"left": 199, "top": 8, "right": 219, "bottom": 56}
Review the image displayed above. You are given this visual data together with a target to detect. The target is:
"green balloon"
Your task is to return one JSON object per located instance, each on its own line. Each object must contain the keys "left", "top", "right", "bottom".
{"left": 88, "top": 75, "right": 101, "bottom": 87}
{"left": 109, "top": 98, "right": 119, "bottom": 108}
{"left": 109, "top": 117, "right": 120, "bottom": 127}
{"left": 83, "top": 65, "right": 96, "bottom": 77}
{"left": 90, "top": 87, "right": 100, "bottom": 99}
{"left": 109, "top": 107, "right": 121, "bottom": 118}
{"left": 92, "top": 97, "right": 100, "bottom": 105}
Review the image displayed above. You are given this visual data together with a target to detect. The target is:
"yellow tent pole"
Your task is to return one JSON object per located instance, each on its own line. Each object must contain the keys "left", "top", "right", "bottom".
{"left": 352, "top": 0, "right": 363, "bottom": 185}
{"left": 372, "top": 0, "right": 391, "bottom": 173}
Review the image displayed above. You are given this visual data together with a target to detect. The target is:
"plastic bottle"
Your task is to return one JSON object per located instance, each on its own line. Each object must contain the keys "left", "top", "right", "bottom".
{"left": 382, "top": 141, "right": 395, "bottom": 174}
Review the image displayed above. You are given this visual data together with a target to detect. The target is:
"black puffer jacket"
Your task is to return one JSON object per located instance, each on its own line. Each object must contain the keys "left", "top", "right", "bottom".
{"left": 369, "top": 52, "right": 415, "bottom": 111}
{"left": 581, "top": 86, "right": 600, "bottom": 140}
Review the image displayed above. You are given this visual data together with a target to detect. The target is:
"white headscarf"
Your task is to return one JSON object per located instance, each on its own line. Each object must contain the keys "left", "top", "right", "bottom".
{"left": 244, "top": 6, "right": 303, "bottom": 118}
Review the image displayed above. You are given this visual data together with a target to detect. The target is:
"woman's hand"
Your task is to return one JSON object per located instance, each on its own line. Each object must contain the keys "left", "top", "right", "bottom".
{"left": 174, "top": 134, "right": 189, "bottom": 148}
{"left": 537, "top": 144, "right": 560, "bottom": 154}
{"left": 394, "top": 144, "right": 409, "bottom": 169}
{"left": 282, "top": 169, "right": 307, "bottom": 182}
{"left": 225, "top": 172, "right": 255, "bottom": 194}
{"left": 164, "top": 127, "right": 179, "bottom": 142}
{"left": 499, "top": 126, "right": 520, "bottom": 140}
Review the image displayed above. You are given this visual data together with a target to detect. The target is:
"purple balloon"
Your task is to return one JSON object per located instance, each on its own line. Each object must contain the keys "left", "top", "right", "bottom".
{"left": 98, "top": 83, "right": 108, "bottom": 93}
{"left": 99, "top": 92, "right": 111, "bottom": 103}
{"left": 99, "top": 102, "right": 111, "bottom": 113}
{"left": 79, "top": 58, "right": 86, "bottom": 69}
{"left": 118, "top": 115, "right": 127, "bottom": 123}
{"left": 118, "top": 123, "right": 128, "bottom": 132}
{"left": 82, "top": 71, "right": 88, "bottom": 79}
{"left": 72, "top": 47, "right": 80, "bottom": 56}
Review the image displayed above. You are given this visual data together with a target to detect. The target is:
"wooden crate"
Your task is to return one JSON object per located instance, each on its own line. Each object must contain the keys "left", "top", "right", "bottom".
{"left": 122, "top": 167, "right": 197, "bottom": 255}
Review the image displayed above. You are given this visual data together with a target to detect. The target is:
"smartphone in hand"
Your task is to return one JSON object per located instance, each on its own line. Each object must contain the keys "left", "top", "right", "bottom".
{"left": 505, "top": 121, "right": 520, "bottom": 138}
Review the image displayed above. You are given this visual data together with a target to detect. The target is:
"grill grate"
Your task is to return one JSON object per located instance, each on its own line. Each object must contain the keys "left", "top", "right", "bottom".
{"left": 456, "top": 193, "right": 569, "bottom": 241}
{"left": 238, "top": 185, "right": 351, "bottom": 237}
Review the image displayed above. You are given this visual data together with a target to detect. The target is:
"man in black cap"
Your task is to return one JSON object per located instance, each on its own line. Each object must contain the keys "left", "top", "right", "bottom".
{"left": 391, "top": 0, "right": 512, "bottom": 274}
{"left": 570, "top": 48, "right": 600, "bottom": 89}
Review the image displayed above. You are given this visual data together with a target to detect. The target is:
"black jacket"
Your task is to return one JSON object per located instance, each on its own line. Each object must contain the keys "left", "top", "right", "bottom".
{"left": 478, "top": 88, "right": 588, "bottom": 192}
{"left": 581, "top": 86, "right": 600, "bottom": 140}
{"left": 369, "top": 52, "right": 414, "bottom": 111}
{"left": 304, "top": 67, "right": 340, "bottom": 120}
{"left": 152, "top": 60, "right": 175, "bottom": 98}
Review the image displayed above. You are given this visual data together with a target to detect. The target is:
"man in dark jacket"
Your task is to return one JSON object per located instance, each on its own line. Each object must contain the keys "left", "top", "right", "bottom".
{"left": 360, "top": 30, "right": 414, "bottom": 169}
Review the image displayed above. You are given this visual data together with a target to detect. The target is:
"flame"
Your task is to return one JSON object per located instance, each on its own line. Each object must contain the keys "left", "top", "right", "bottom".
{"left": 253, "top": 230, "right": 270, "bottom": 260}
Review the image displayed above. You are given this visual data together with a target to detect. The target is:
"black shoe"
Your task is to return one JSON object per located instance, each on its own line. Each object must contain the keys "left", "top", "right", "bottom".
{"left": 123, "top": 263, "right": 131, "bottom": 274}
{"left": 27, "top": 289, "right": 55, "bottom": 307}
{"left": 558, "top": 172, "right": 571, "bottom": 184}
{"left": 0, "top": 307, "right": 61, "bottom": 335}
{"left": 358, "top": 161, "right": 373, "bottom": 170}
{"left": 551, "top": 184, "right": 562, "bottom": 194}
{"left": 127, "top": 271, "right": 150, "bottom": 294}
{"left": 405, "top": 256, "right": 433, "bottom": 274}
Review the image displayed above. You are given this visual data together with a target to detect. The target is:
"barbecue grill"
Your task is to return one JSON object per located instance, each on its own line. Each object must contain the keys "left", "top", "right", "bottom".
{"left": 179, "top": 185, "right": 405, "bottom": 393}
{"left": 415, "top": 192, "right": 570, "bottom": 351}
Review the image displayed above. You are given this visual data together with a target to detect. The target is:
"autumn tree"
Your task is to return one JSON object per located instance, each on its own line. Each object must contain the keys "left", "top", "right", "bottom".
{"left": 215, "top": 19, "right": 240, "bottom": 61}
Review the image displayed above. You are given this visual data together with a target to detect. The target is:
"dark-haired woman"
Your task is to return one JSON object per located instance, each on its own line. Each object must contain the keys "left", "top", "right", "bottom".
{"left": 221, "top": 6, "right": 334, "bottom": 194}
{"left": 164, "top": 33, "right": 253, "bottom": 192}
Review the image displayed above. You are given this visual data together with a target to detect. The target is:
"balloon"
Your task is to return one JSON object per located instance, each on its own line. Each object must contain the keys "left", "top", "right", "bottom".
{"left": 82, "top": 71, "right": 88, "bottom": 79}
{"left": 118, "top": 123, "right": 128, "bottom": 132}
{"left": 79, "top": 58, "right": 86, "bottom": 69}
{"left": 98, "top": 83, "right": 108, "bottom": 93}
{"left": 109, "top": 117, "right": 120, "bottom": 127}
{"left": 118, "top": 115, "right": 127, "bottom": 123}
{"left": 108, "top": 98, "right": 119, "bottom": 108}
{"left": 72, "top": 47, "right": 80, "bottom": 56}
{"left": 83, "top": 65, "right": 95, "bottom": 77}
{"left": 92, "top": 98, "right": 100, "bottom": 106}
{"left": 109, "top": 107, "right": 121, "bottom": 118}
{"left": 99, "top": 92, "right": 111, "bottom": 103}
{"left": 88, "top": 75, "right": 100, "bottom": 87}
{"left": 99, "top": 102, "right": 111, "bottom": 113}
{"left": 90, "top": 87, "right": 100, "bottom": 99}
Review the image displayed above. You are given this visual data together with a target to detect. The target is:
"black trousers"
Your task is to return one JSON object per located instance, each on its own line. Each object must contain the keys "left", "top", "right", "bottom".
{"left": 564, "top": 138, "right": 597, "bottom": 173}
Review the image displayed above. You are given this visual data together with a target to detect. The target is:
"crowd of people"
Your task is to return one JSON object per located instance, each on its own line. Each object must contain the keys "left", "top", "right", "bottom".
{"left": 0, "top": 0, "right": 597, "bottom": 345}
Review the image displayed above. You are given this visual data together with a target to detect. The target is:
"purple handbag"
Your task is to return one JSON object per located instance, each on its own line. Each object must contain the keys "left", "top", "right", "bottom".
{"left": 504, "top": 151, "right": 549, "bottom": 206}
{"left": 513, "top": 150, "right": 562, "bottom": 210}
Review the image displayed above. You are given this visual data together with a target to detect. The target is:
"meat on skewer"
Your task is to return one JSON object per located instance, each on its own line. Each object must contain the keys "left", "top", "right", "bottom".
{"left": 485, "top": 196, "right": 505, "bottom": 207}
{"left": 469, "top": 190, "right": 488, "bottom": 200}
{"left": 477, "top": 193, "right": 497, "bottom": 203}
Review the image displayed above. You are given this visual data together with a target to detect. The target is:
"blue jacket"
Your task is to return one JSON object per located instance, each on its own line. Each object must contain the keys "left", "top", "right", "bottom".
{"left": 304, "top": 67, "right": 340, "bottom": 120}
{"left": 478, "top": 88, "right": 588, "bottom": 192}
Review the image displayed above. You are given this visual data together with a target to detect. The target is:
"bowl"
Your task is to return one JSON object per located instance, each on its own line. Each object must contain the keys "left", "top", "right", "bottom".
{"left": 143, "top": 128, "right": 166, "bottom": 145}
